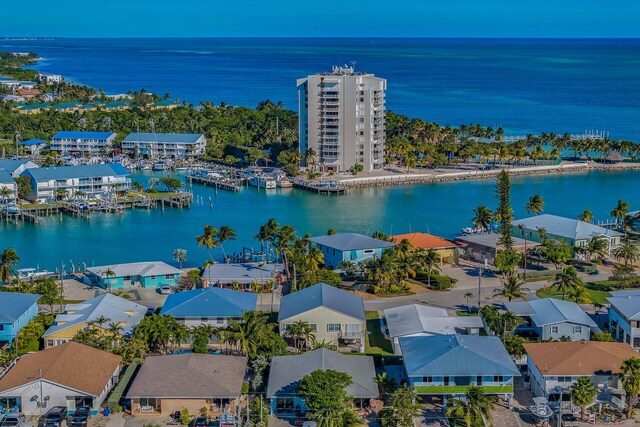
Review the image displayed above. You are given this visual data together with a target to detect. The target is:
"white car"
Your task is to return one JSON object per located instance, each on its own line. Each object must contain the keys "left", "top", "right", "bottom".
{"left": 159, "top": 285, "right": 173, "bottom": 295}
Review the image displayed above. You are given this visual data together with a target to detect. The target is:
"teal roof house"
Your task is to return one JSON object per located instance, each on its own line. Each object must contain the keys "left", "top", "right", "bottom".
{"left": 85, "top": 261, "right": 182, "bottom": 290}
{"left": 0, "top": 292, "right": 40, "bottom": 347}
{"left": 122, "top": 133, "right": 206, "bottom": 159}
{"left": 306, "top": 233, "right": 394, "bottom": 268}
{"left": 400, "top": 334, "right": 520, "bottom": 406}
{"left": 160, "top": 287, "right": 257, "bottom": 328}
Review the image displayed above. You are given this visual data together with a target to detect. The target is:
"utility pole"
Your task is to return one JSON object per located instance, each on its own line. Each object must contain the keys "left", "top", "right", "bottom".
{"left": 478, "top": 259, "right": 487, "bottom": 311}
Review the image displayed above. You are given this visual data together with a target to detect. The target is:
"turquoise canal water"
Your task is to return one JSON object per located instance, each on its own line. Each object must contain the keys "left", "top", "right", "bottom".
{"left": 2, "top": 169, "right": 640, "bottom": 270}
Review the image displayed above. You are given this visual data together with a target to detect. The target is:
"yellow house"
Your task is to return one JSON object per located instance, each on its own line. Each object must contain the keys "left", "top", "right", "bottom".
{"left": 278, "top": 283, "right": 366, "bottom": 352}
{"left": 390, "top": 232, "right": 459, "bottom": 265}
{"left": 43, "top": 293, "right": 147, "bottom": 348}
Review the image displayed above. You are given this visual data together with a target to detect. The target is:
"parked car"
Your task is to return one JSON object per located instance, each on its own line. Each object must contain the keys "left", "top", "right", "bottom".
{"left": 145, "top": 306, "right": 156, "bottom": 316}
{"left": 190, "top": 417, "right": 208, "bottom": 427}
{"left": 69, "top": 406, "right": 91, "bottom": 427}
{"left": 159, "top": 285, "right": 173, "bottom": 295}
{"left": 0, "top": 413, "right": 25, "bottom": 427}
{"left": 43, "top": 407, "right": 67, "bottom": 427}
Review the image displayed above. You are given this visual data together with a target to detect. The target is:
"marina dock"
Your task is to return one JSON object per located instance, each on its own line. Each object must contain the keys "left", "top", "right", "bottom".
{"left": 187, "top": 173, "right": 244, "bottom": 192}
{"left": 292, "top": 178, "right": 346, "bottom": 194}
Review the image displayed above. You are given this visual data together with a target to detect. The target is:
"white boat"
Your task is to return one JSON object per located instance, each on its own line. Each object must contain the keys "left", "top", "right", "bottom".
{"left": 1, "top": 203, "right": 20, "bottom": 215}
{"left": 152, "top": 161, "right": 166, "bottom": 171}
{"left": 16, "top": 268, "right": 52, "bottom": 281}
{"left": 529, "top": 397, "right": 554, "bottom": 421}
{"left": 249, "top": 175, "right": 276, "bottom": 189}
{"left": 276, "top": 176, "right": 293, "bottom": 188}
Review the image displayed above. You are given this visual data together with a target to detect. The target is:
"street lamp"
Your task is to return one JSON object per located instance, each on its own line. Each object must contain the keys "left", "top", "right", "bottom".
{"left": 554, "top": 386, "right": 569, "bottom": 427}
{"left": 478, "top": 258, "right": 488, "bottom": 311}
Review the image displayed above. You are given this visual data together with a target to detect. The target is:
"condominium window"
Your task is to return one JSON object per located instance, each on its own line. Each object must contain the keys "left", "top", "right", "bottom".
{"left": 557, "top": 376, "right": 571, "bottom": 382}
{"left": 573, "top": 326, "right": 582, "bottom": 334}
{"left": 422, "top": 376, "right": 433, "bottom": 383}
{"left": 550, "top": 326, "right": 559, "bottom": 334}
{"left": 327, "top": 324, "right": 341, "bottom": 332}
{"left": 493, "top": 376, "right": 504, "bottom": 382}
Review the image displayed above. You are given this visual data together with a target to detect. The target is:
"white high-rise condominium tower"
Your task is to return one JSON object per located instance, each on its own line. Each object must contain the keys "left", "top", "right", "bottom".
{"left": 297, "top": 65, "right": 386, "bottom": 173}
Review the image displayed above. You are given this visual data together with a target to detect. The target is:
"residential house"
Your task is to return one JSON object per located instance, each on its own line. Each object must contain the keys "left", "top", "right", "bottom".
{"left": 122, "top": 133, "right": 206, "bottom": 159}
{"left": 278, "top": 283, "right": 366, "bottom": 352}
{"left": 201, "top": 262, "right": 285, "bottom": 290}
{"left": 100, "top": 100, "right": 129, "bottom": 111}
{"left": 42, "top": 293, "right": 147, "bottom": 348}
{"left": 37, "top": 73, "right": 62, "bottom": 84}
{"left": 524, "top": 341, "right": 639, "bottom": 408}
{"left": 504, "top": 298, "right": 597, "bottom": 341}
{"left": 390, "top": 232, "right": 459, "bottom": 264}
{"left": 50, "top": 131, "right": 117, "bottom": 155}
{"left": 16, "top": 88, "right": 41, "bottom": 99}
{"left": 150, "top": 99, "right": 181, "bottom": 110}
{"left": 17, "top": 102, "right": 51, "bottom": 115}
{"left": 159, "top": 287, "right": 257, "bottom": 328}
{"left": 0, "top": 170, "right": 17, "bottom": 204}
{"left": 19, "top": 139, "right": 48, "bottom": 155}
{"left": 400, "top": 335, "right": 520, "bottom": 406}
{"left": 608, "top": 290, "right": 640, "bottom": 349}
{"left": 512, "top": 214, "right": 622, "bottom": 253}
{"left": 84, "top": 261, "right": 182, "bottom": 290}
{"left": 0, "top": 159, "right": 38, "bottom": 178}
{"left": 50, "top": 102, "right": 83, "bottom": 114}
{"left": 0, "top": 292, "right": 40, "bottom": 347}
{"left": 126, "top": 354, "right": 247, "bottom": 416}
{"left": 384, "top": 304, "right": 483, "bottom": 354}
{"left": 0, "top": 342, "right": 121, "bottom": 415}
{"left": 306, "top": 233, "right": 394, "bottom": 268}
{"left": 455, "top": 234, "right": 536, "bottom": 264}
{"left": 266, "top": 349, "right": 378, "bottom": 415}
{"left": 20, "top": 163, "right": 130, "bottom": 202}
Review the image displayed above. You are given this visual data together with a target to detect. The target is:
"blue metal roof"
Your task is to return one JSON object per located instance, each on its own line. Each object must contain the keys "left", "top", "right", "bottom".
{"left": 399, "top": 334, "right": 520, "bottom": 377}
{"left": 52, "top": 131, "right": 116, "bottom": 140}
{"left": 0, "top": 160, "right": 33, "bottom": 174}
{"left": 513, "top": 214, "right": 622, "bottom": 240}
{"left": 278, "top": 282, "right": 365, "bottom": 322}
{"left": 0, "top": 170, "right": 14, "bottom": 184}
{"left": 504, "top": 298, "right": 597, "bottom": 327}
{"left": 306, "top": 233, "right": 395, "bottom": 251}
{"left": 0, "top": 292, "right": 40, "bottom": 323}
{"left": 19, "top": 139, "right": 47, "bottom": 146}
{"left": 160, "top": 287, "right": 257, "bottom": 318}
{"left": 123, "top": 133, "right": 204, "bottom": 144}
{"left": 607, "top": 293, "right": 640, "bottom": 320}
{"left": 22, "top": 163, "right": 129, "bottom": 181}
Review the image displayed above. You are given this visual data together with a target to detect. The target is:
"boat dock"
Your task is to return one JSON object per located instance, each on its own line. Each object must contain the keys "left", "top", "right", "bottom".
{"left": 292, "top": 179, "right": 346, "bottom": 194}
{"left": 187, "top": 174, "right": 244, "bottom": 192}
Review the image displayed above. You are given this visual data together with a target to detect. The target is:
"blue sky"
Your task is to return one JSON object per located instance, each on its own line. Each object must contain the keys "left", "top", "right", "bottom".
{"left": 3, "top": 0, "right": 640, "bottom": 38}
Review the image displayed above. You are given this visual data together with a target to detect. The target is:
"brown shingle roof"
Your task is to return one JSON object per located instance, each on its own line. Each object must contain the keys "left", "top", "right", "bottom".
{"left": 126, "top": 354, "right": 248, "bottom": 398}
{"left": 0, "top": 342, "right": 122, "bottom": 396}
{"left": 524, "top": 341, "right": 639, "bottom": 376}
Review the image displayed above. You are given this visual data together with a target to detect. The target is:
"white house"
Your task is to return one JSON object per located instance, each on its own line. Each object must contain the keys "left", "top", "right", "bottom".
{"left": 0, "top": 171, "right": 17, "bottom": 204}
{"left": 384, "top": 304, "right": 483, "bottom": 354}
{"left": 122, "top": 133, "right": 206, "bottom": 159}
{"left": 0, "top": 159, "right": 38, "bottom": 178}
{"left": 37, "top": 73, "right": 63, "bottom": 84}
{"left": 50, "top": 131, "right": 117, "bottom": 155}
{"left": 20, "top": 163, "right": 131, "bottom": 202}
{"left": 608, "top": 289, "right": 640, "bottom": 349}
{"left": 0, "top": 342, "right": 122, "bottom": 415}
{"left": 524, "top": 341, "right": 639, "bottom": 408}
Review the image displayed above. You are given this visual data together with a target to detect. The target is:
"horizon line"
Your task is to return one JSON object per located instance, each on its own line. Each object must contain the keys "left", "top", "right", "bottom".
{"left": 2, "top": 35, "right": 640, "bottom": 40}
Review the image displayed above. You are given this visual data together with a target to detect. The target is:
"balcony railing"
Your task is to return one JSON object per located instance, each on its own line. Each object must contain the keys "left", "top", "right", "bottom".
{"left": 414, "top": 385, "right": 514, "bottom": 394}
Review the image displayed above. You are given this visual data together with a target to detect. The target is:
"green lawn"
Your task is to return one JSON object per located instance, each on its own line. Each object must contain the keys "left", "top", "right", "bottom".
{"left": 536, "top": 282, "right": 612, "bottom": 304}
{"left": 365, "top": 311, "right": 394, "bottom": 355}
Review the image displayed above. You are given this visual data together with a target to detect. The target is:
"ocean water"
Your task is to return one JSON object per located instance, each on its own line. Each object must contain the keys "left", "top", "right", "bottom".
{"left": 2, "top": 169, "right": 640, "bottom": 269}
{"left": 1, "top": 38, "right": 639, "bottom": 140}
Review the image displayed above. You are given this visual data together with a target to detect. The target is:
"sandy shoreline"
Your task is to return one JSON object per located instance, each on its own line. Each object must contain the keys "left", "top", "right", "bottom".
{"left": 329, "top": 161, "right": 640, "bottom": 189}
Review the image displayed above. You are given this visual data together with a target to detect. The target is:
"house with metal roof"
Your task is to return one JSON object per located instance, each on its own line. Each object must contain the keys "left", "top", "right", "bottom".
{"left": 455, "top": 233, "right": 537, "bottom": 265}
{"left": 50, "top": 131, "right": 117, "bottom": 155}
{"left": 201, "top": 262, "right": 285, "bottom": 290}
{"left": 266, "top": 348, "right": 378, "bottom": 415}
{"left": 512, "top": 214, "right": 623, "bottom": 252}
{"left": 278, "top": 283, "right": 366, "bottom": 351}
{"left": 20, "top": 163, "right": 130, "bottom": 202}
{"left": 0, "top": 159, "right": 38, "bottom": 178}
{"left": 399, "top": 335, "right": 520, "bottom": 405}
{"left": 384, "top": 304, "right": 483, "bottom": 354}
{"left": 524, "top": 341, "right": 639, "bottom": 406}
{"left": 84, "top": 261, "right": 182, "bottom": 290}
{"left": 160, "top": 287, "right": 257, "bottom": 328}
{"left": 0, "top": 170, "right": 17, "bottom": 204}
{"left": 126, "top": 353, "right": 247, "bottom": 416}
{"left": 607, "top": 290, "right": 640, "bottom": 349}
{"left": 0, "top": 342, "right": 122, "bottom": 415}
{"left": 43, "top": 293, "right": 147, "bottom": 348}
{"left": 100, "top": 100, "right": 129, "bottom": 111}
{"left": 150, "top": 99, "right": 181, "bottom": 109}
{"left": 50, "top": 102, "right": 83, "bottom": 113}
{"left": 306, "top": 233, "right": 394, "bottom": 268}
{"left": 122, "top": 133, "right": 206, "bottom": 159}
{"left": 19, "top": 138, "right": 48, "bottom": 155}
{"left": 504, "top": 298, "right": 597, "bottom": 341}
{"left": 0, "top": 292, "right": 40, "bottom": 347}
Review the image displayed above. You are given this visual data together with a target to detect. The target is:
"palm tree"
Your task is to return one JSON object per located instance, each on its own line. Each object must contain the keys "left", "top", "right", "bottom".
{"left": 552, "top": 266, "right": 585, "bottom": 300}
{"left": 471, "top": 205, "right": 494, "bottom": 232}
{"left": 226, "top": 311, "right": 274, "bottom": 358}
{"left": 611, "top": 199, "right": 631, "bottom": 229}
{"left": 570, "top": 377, "right": 597, "bottom": 420}
{"left": 216, "top": 225, "right": 237, "bottom": 262}
{"left": 567, "top": 285, "right": 592, "bottom": 304}
{"left": 464, "top": 292, "right": 474, "bottom": 312}
{"left": 421, "top": 249, "right": 441, "bottom": 286}
{"left": 445, "top": 386, "right": 496, "bottom": 427}
{"left": 0, "top": 187, "right": 12, "bottom": 204}
{"left": 0, "top": 248, "right": 20, "bottom": 284}
{"left": 172, "top": 248, "right": 187, "bottom": 269}
{"left": 525, "top": 194, "right": 544, "bottom": 215}
{"left": 195, "top": 224, "right": 218, "bottom": 262}
{"left": 578, "top": 209, "right": 594, "bottom": 223}
{"left": 286, "top": 320, "right": 316, "bottom": 353}
{"left": 103, "top": 268, "right": 116, "bottom": 293}
{"left": 620, "top": 358, "right": 640, "bottom": 419}
{"left": 585, "top": 235, "right": 609, "bottom": 262}
{"left": 305, "top": 247, "right": 325, "bottom": 272}
{"left": 620, "top": 214, "right": 639, "bottom": 235}
{"left": 493, "top": 276, "right": 530, "bottom": 302}
{"left": 613, "top": 239, "right": 639, "bottom": 267}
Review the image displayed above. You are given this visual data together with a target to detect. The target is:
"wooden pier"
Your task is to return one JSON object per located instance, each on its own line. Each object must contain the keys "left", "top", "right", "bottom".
{"left": 187, "top": 174, "right": 244, "bottom": 192}
{"left": 292, "top": 179, "right": 346, "bottom": 194}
